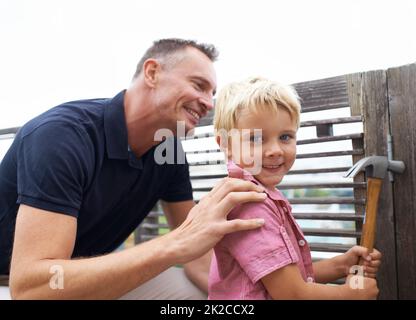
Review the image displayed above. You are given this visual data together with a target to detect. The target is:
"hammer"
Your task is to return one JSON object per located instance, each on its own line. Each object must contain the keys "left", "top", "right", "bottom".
{"left": 344, "top": 156, "right": 405, "bottom": 254}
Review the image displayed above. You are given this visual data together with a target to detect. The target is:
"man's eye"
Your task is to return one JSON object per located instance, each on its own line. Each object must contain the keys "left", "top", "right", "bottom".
{"left": 193, "top": 82, "right": 204, "bottom": 91}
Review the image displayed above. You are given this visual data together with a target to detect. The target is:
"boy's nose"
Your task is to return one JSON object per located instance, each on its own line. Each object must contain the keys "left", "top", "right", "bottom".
{"left": 264, "top": 141, "right": 284, "bottom": 157}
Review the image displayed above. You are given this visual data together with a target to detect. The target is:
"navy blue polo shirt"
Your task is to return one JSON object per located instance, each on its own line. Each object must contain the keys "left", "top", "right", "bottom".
{"left": 0, "top": 91, "right": 193, "bottom": 275}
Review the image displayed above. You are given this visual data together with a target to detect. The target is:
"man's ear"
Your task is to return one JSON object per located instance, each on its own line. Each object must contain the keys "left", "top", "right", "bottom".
{"left": 142, "top": 59, "right": 160, "bottom": 88}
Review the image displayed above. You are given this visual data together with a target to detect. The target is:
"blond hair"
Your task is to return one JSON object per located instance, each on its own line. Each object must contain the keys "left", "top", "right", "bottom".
{"left": 213, "top": 77, "right": 301, "bottom": 134}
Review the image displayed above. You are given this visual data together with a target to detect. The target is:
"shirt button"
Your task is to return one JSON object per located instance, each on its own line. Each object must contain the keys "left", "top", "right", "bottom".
{"left": 307, "top": 276, "right": 314, "bottom": 283}
{"left": 298, "top": 239, "right": 306, "bottom": 247}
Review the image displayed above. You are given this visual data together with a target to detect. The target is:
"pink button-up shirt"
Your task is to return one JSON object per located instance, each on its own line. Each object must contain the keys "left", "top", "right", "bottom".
{"left": 208, "top": 161, "right": 314, "bottom": 300}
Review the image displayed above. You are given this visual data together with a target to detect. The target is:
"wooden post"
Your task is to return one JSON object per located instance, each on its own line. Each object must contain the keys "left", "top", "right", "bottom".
{"left": 387, "top": 63, "right": 416, "bottom": 299}
{"left": 347, "top": 70, "right": 398, "bottom": 300}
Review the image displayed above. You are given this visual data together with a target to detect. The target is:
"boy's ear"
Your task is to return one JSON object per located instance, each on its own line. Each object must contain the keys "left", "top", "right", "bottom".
{"left": 215, "top": 135, "right": 221, "bottom": 147}
{"left": 216, "top": 135, "right": 232, "bottom": 159}
{"left": 216, "top": 135, "right": 227, "bottom": 150}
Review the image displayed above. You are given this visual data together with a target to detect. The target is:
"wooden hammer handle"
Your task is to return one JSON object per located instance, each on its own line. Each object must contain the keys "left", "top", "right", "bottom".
{"left": 360, "top": 177, "right": 383, "bottom": 253}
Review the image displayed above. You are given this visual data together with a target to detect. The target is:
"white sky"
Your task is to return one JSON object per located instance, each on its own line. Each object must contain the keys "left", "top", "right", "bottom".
{"left": 1, "top": 0, "right": 416, "bottom": 129}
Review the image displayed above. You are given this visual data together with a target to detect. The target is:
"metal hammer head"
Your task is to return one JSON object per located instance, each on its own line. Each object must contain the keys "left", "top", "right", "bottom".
{"left": 344, "top": 156, "right": 405, "bottom": 179}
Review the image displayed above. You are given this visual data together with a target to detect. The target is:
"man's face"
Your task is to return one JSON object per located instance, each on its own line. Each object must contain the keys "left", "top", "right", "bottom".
{"left": 153, "top": 47, "right": 217, "bottom": 135}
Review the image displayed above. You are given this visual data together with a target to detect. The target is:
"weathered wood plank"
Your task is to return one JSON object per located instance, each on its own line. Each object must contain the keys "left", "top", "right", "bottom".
{"left": 295, "top": 149, "right": 363, "bottom": 159}
{"left": 287, "top": 167, "right": 351, "bottom": 175}
{"left": 293, "top": 212, "right": 364, "bottom": 221}
{"left": 387, "top": 63, "right": 416, "bottom": 300}
{"left": 0, "top": 127, "right": 19, "bottom": 135}
{"left": 300, "top": 116, "right": 362, "bottom": 127}
{"left": 187, "top": 148, "right": 363, "bottom": 166}
{"left": 189, "top": 166, "right": 352, "bottom": 179}
{"left": 199, "top": 76, "right": 350, "bottom": 125}
{"left": 347, "top": 69, "right": 398, "bottom": 300}
{"left": 302, "top": 228, "right": 360, "bottom": 238}
{"left": 192, "top": 182, "right": 365, "bottom": 192}
{"left": 193, "top": 197, "right": 364, "bottom": 205}
{"left": 297, "top": 133, "right": 363, "bottom": 145}
{"left": 309, "top": 243, "right": 351, "bottom": 253}
{"left": 293, "top": 75, "right": 349, "bottom": 112}
{"left": 288, "top": 197, "right": 364, "bottom": 205}
{"left": 187, "top": 133, "right": 362, "bottom": 145}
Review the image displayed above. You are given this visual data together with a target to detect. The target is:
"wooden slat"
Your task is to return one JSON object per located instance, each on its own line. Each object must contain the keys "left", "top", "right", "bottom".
{"left": 296, "top": 133, "right": 363, "bottom": 145}
{"left": 190, "top": 173, "right": 227, "bottom": 180}
{"left": 185, "top": 132, "right": 213, "bottom": 140}
{"left": 298, "top": 104, "right": 349, "bottom": 113}
{"left": 186, "top": 149, "right": 363, "bottom": 159}
{"left": 141, "top": 222, "right": 169, "bottom": 230}
{"left": 287, "top": 167, "right": 351, "bottom": 175}
{"left": 302, "top": 228, "right": 360, "bottom": 238}
{"left": 137, "top": 234, "right": 353, "bottom": 248}
{"left": 186, "top": 149, "right": 220, "bottom": 155}
{"left": 147, "top": 211, "right": 364, "bottom": 223}
{"left": 388, "top": 63, "right": 416, "bottom": 299}
{"left": 186, "top": 133, "right": 363, "bottom": 146}
{"left": 187, "top": 150, "right": 363, "bottom": 166}
{"left": 188, "top": 160, "right": 225, "bottom": 166}
{"left": 293, "top": 75, "right": 349, "bottom": 113}
{"left": 278, "top": 182, "right": 365, "bottom": 189}
{"left": 190, "top": 166, "right": 356, "bottom": 178}
{"left": 300, "top": 116, "right": 362, "bottom": 127}
{"left": 147, "top": 211, "right": 164, "bottom": 218}
{"left": 347, "top": 72, "right": 366, "bottom": 254}
{"left": 288, "top": 197, "right": 364, "bottom": 205}
{"left": 309, "top": 243, "right": 351, "bottom": 253}
{"left": 0, "top": 127, "right": 19, "bottom": 135}
{"left": 295, "top": 149, "right": 363, "bottom": 159}
{"left": 185, "top": 134, "right": 363, "bottom": 155}
{"left": 192, "top": 182, "right": 365, "bottom": 192}
{"left": 293, "top": 212, "right": 364, "bottom": 221}
{"left": 194, "top": 197, "right": 364, "bottom": 205}
{"left": 140, "top": 234, "right": 159, "bottom": 241}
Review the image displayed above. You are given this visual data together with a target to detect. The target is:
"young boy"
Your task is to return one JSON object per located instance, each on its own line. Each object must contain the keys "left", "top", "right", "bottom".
{"left": 209, "top": 77, "right": 382, "bottom": 299}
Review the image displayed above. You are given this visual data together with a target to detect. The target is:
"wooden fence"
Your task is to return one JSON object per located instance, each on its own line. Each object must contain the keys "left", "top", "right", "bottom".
{"left": 135, "top": 62, "right": 416, "bottom": 299}
{"left": 0, "top": 63, "right": 414, "bottom": 299}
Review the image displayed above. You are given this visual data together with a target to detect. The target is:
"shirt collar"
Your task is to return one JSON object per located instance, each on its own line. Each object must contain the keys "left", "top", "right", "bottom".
{"left": 226, "top": 160, "right": 287, "bottom": 202}
{"left": 104, "top": 90, "right": 128, "bottom": 160}
{"left": 103, "top": 90, "right": 144, "bottom": 169}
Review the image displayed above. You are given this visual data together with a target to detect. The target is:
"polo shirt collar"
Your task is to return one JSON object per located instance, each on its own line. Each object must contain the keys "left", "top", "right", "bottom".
{"left": 226, "top": 160, "right": 287, "bottom": 202}
{"left": 104, "top": 90, "right": 128, "bottom": 160}
{"left": 103, "top": 90, "right": 144, "bottom": 169}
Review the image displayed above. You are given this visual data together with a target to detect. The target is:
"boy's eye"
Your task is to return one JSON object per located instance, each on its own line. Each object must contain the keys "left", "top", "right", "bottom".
{"left": 280, "top": 134, "right": 294, "bottom": 141}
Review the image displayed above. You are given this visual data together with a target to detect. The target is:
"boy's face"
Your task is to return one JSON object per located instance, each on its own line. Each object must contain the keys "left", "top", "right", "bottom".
{"left": 229, "top": 107, "right": 297, "bottom": 189}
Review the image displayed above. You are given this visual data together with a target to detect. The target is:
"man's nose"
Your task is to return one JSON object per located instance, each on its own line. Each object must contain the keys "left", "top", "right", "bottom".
{"left": 198, "top": 96, "right": 214, "bottom": 112}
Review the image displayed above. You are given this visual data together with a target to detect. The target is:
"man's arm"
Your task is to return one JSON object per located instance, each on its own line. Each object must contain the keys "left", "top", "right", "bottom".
{"left": 10, "top": 205, "right": 178, "bottom": 299}
{"left": 261, "top": 263, "right": 379, "bottom": 300}
{"left": 161, "top": 200, "right": 211, "bottom": 293}
{"left": 10, "top": 178, "right": 267, "bottom": 299}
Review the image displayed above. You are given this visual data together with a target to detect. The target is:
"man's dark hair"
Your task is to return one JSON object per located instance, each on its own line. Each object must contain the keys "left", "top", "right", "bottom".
{"left": 133, "top": 38, "right": 219, "bottom": 79}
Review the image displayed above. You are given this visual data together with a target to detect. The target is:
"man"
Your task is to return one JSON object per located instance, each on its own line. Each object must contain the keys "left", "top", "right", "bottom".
{"left": 0, "top": 39, "right": 266, "bottom": 299}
